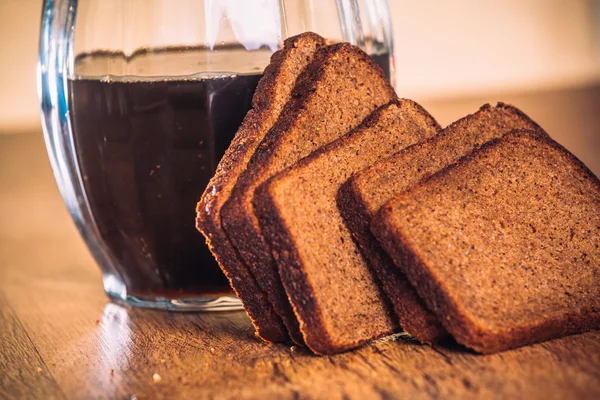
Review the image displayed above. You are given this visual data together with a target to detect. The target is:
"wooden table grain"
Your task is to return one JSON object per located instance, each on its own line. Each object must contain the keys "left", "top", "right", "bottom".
{"left": 1, "top": 85, "right": 599, "bottom": 400}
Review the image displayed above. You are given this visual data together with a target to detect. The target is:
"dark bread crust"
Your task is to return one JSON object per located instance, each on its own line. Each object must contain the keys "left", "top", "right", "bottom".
{"left": 221, "top": 43, "right": 396, "bottom": 345}
{"left": 196, "top": 32, "right": 326, "bottom": 342}
{"left": 338, "top": 103, "right": 541, "bottom": 343}
{"left": 338, "top": 176, "right": 445, "bottom": 343}
{"left": 252, "top": 184, "right": 333, "bottom": 353}
{"left": 254, "top": 100, "right": 439, "bottom": 354}
{"left": 371, "top": 129, "right": 600, "bottom": 353}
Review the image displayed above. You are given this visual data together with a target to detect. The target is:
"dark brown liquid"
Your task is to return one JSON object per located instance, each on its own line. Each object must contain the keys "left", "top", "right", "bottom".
{"left": 69, "top": 48, "right": 390, "bottom": 297}
{"left": 370, "top": 53, "right": 391, "bottom": 85}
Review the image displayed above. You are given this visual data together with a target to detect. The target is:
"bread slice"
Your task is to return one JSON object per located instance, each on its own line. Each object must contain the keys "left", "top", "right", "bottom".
{"left": 371, "top": 129, "right": 600, "bottom": 354}
{"left": 196, "top": 32, "right": 327, "bottom": 342}
{"left": 220, "top": 43, "right": 396, "bottom": 344}
{"left": 253, "top": 99, "right": 440, "bottom": 354}
{"left": 337, "top": 103, "right": 542, "bottom": 343}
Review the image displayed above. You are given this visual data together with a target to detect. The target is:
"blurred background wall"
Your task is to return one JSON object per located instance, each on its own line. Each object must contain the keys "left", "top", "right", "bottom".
{"left": 1, "top": 0, "right": 599, "bottom": 133}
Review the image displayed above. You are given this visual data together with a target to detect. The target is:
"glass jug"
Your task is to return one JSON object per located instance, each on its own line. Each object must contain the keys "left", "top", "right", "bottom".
{"left": 39, "top": 0, "right": 394, "bottom": 311}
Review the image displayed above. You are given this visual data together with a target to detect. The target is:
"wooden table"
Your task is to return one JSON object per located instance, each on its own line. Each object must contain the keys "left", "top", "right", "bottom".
{"left": 1, "top": 85, "right": 599, "bottom": 399}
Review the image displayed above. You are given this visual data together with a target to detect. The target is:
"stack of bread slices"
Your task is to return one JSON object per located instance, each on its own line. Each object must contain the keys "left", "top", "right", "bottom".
{"left": 196, "top": 32, "right": 600, "bottom": 355}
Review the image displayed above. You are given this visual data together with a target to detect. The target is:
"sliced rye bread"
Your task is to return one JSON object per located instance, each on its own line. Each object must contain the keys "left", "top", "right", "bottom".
{"left": 221, "top": 42, "right": 397, "bottom": 345}
{"left": 337, "top": 103, "right": 542, "bottom": 343}
{"left": 253, "top": 99, "right": 440, "bottom": 354}
{"left": 196, "top": 32, "right": 327, "bottom": 342}
{"left": 371, "top": 129, "right": 600, "bottom": 354}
